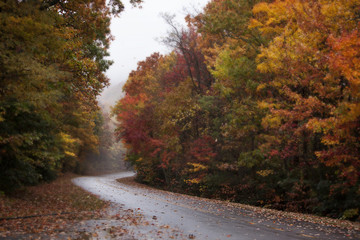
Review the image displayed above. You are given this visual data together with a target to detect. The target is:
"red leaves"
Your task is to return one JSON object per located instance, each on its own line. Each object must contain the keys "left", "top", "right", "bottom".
{"left": 0, "top": 173, "right": 107, "bottom": 237}
{"left": 187, "top": 135, "right": 217, "bottom": 164}
{"left": 111, "top": 0, "right": 360, "bottom": 220}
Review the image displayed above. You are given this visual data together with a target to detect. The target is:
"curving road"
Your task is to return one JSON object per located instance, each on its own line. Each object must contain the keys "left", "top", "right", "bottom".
{"left": 73, "top": 172, "right": 359, "bottom": 240}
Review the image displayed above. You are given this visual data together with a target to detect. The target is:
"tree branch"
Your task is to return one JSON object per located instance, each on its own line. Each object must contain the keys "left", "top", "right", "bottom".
{"left": 40, "top": 0, "right": 61, "bottom": 10}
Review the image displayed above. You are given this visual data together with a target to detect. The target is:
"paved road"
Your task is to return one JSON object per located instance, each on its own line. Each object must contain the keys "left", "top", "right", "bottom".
{"left": 73, "top": 172, "right": 359, "bottom": 240}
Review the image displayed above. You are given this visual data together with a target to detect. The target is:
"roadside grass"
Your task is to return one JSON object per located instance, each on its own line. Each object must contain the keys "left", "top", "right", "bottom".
{"left": 0, "top": 173, "right": 108, "bottom": 237}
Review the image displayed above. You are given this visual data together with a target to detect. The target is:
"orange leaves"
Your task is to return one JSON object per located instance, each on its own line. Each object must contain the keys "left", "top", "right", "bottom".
{"left": 111, "top": 0, "right": 360, "bottom": 218}
{"left": 306, "top": 117, "right": 336, "bottom": 134}
{"left": 252, "top": 0, "right": 360, "bottom": 195}
{"left": 318, "top": 23, "right": 360, "bottom": 186}
{"left": 328, "top": 26, "right": 360, "bottom": 96}
{"left": 0, "top": 173, "right": 107, "bottom": 237}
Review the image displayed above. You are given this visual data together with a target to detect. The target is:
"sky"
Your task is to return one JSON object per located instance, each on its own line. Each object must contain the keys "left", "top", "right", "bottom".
{"left": 105, "top": 0, "right": 210, "bottom": 87}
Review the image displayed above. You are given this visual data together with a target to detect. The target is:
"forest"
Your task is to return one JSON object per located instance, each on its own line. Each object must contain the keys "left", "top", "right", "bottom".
{"left": 0, "top": 0, "right": 141, "bottom": 192}
{"left": 0, "top": 0, "right": 358, "bottom": 222}
{"left": 112, "top": 0, "right": 360, "bottom": 220}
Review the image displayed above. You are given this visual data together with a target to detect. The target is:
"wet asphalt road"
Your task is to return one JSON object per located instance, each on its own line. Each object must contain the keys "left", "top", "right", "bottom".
{"left": 72, "top": 172, "right": 359, "bottom": 240}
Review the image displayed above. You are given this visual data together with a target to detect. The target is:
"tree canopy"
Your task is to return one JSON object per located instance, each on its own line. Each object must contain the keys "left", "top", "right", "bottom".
{"left": 113, "top": 0, "right": 360, "bottom": 220}
{"left": 0, "top": 0, "right": 142, "bottom": 192}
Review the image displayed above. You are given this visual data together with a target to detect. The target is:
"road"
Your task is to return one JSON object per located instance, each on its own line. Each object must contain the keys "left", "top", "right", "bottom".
{"left": 73, "top": 172, "right": 359, "bottom": 240}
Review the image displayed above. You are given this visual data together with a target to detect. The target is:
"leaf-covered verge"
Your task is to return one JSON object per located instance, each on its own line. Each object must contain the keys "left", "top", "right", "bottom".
{"left": 0, "top": 173, "right": 108, "bottom": 238}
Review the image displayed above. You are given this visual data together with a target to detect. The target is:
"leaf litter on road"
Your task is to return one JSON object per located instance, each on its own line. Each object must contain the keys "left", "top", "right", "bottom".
{"left": 116, "top": 176, "right": 360, "bottom": 239}
{"left": 0, "top": 173, "right": 185, "bottom": 239}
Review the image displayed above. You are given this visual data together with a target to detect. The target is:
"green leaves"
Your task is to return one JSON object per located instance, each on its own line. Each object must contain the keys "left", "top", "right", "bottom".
{"left": 111, "top": 0, "right": 359, "bottom": 220}
{"left": 0, "top": 0, "right": 141, "bottom": 192}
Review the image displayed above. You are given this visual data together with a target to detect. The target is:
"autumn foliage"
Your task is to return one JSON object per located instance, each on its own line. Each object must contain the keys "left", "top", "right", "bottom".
{"left": 0, "top": 0, "right": 141, "bottom": 192}
{"left": 113, "top": 0, "right": 360, "bottom": 220}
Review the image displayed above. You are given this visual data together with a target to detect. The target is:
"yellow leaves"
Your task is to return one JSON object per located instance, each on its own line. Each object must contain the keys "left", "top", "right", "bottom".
{"left": 257, "top": 101, "right": 279, "bottom": 110}
{"left": 336, "top": 103, "right": 360, "bottom": 124}
{"left": 251, "top": 0, "right": 290, "bottom": 36}
{"left": 157, "top": 52, "right": 177, "bottom": 74}
{"left": 252, "top": 2, "right": 271, "bottom": 15}
{"left": 254, "top": 0, "right": 360, "bottom": 80}
{"left": 261, "top": 114, "right": 281, "bottom": 130}
{"left": 248, "top": 19, "right": 263, "bottom": 30}
{"left": 253, "top": 0, "right": 328, "bottom": 77}
{"left": 184, "top": 163, "right": 208, "bottom": 185}
{"left": 256, "top": 39, "right": 286, "bottom": 74}
{"left": 256, "top": 83, "right": 267, "bottom": 92}
{"left": 59, "top": 132, "right": 78, "bottom": 145}
{"left": 186, "top": 162, "right": 208, "bottom": 173}
{"left": 174, "top": 104, "right": 200, "bottom": 123}
{"left": 64, "top": 151, "right": 76, "bottom": 157}
{"left": 307, "top": 102, "right": 359, "bottom": 145}
{"left": 203, "top": 43, "right": 224, "bottom": 69}
{"left": 184, "top": 178, "right": 201, "bottom": 185}
{"left": 306, "top": 118, "right": 334, "bottom": 134}
{"left": 256, "top": 169, "right": 274, "bottom": 177}
{"left": 320, "top": 135, "right": 339, "bottom": 146}
{"left": 59, "top": 132, "right": 81, "bottom": 159}
{"left": 320, "top": 0, "right": 360, "bottom": 33}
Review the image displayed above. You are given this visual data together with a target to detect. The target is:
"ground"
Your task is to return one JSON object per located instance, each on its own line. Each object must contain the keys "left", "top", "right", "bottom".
{"left": 1, "top": 172, "right": 360, "bottom": 239}
{"left": 0, "top": 173, "right": 181, "bottom": 239}
{"left": 0, "top": 173, "right": 113, "bottom": 239}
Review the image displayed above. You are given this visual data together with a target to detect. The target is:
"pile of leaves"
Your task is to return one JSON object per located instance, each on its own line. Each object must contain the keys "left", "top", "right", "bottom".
{"left": 0, "top": 173, "right": 108, "bottom": 238}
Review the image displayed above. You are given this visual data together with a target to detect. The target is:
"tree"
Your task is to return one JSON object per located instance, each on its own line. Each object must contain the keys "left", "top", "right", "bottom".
{"left": 252, "top": 0, "right": 360, "bottom": 217}
{"left": 0, "top": 0, "right": 142, "bottom": 192}
{"left": 113, "top": 0, "right": 360, "bottom": 220}
{"left": 162, "top": 14, "right": 214, "bottom": 94}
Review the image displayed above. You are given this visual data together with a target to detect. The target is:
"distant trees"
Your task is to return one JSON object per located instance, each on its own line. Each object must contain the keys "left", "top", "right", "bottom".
{"left": 82, "top": 110, "right": 129, "bottom": 174}
{"left": 0, "top": 0, "right": 141, "bottom": 192}
{"left": 113, "top": 0, "right": 360, "bottom": 220}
